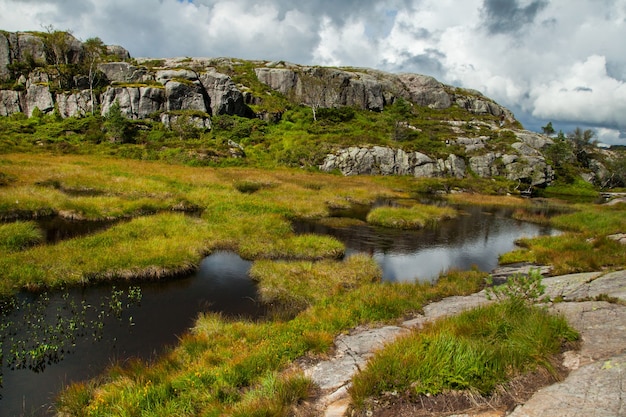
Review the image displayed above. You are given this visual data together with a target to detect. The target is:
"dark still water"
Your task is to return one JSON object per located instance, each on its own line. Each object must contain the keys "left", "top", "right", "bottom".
{"left": 0, "top": 252, "right": 261, "bottom": 417}
{"left": 1, "top": 206, "right": 556, "bottom": 416}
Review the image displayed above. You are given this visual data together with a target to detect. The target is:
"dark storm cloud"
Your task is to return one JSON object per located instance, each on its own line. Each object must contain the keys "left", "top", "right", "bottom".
{"left": 481, "top": 0, "right": 548, "bottom": 34}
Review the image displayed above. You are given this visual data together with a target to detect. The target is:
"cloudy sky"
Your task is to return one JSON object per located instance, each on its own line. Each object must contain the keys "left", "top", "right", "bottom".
{"left": 1, "top": 0, "right": 625, "bottom": 145}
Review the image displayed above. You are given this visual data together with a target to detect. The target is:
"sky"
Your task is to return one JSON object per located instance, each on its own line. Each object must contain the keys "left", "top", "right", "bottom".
{"left": 1, "top": 0, "right": 625, "bottom": 145}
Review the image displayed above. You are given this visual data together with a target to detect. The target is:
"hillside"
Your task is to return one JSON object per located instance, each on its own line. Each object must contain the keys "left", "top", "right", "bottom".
{"left": 1, "top": 30, "right": 623, "bottom": 191}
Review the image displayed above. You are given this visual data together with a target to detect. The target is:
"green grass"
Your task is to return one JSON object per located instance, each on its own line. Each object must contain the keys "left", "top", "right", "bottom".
{"left": 349, "top": 300, "right": 579, "bottom": 408}
{"left": 0, "top": 221, "right": 44, "bottom": 251}
{"left": 250, "top": 254, "right": 381, "bottom": 314}
{"left": 366, "top": 204, "right": 457, "bottom": 229}
{"left": 499, "top": 203, "right": 626, "bottom": 274}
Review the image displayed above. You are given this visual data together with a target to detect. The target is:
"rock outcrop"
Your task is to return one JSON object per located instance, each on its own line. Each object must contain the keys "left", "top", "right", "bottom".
{"left": 319, "top": 129, "right": 555, "bottom": 187}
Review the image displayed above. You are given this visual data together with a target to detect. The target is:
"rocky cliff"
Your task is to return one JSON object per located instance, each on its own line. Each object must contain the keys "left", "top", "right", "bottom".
{"left": 1, "top": 30, "right": 614, "bottom": 188}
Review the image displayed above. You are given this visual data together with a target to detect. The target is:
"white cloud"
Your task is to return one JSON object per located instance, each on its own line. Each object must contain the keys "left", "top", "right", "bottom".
{"left": 531, "top": 55, "right": 626, "bottom": 128}
{"left": 595, "top": 127, "right": 625, "bottom": 147}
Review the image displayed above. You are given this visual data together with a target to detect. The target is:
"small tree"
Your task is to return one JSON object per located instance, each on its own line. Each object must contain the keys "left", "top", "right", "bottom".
{"left": 568, "top": 127, "right": 597, "bottom": 167}
{"left": 83, "top": 37, "right": 106, "bottom": 115}
{"left": 42, "top": 25, "right": 74, "bottom": 89}
{"left": 104, "top": 101, "right": 128, "bottom": 142}
{"left": 541, "top": 121, "right": 555, "bottom": 136}
{"left": 298, "top": 68, "right": 341, "bottom": 122}
{"left": 485, "top": 269, "right": 547, "bottom": 306}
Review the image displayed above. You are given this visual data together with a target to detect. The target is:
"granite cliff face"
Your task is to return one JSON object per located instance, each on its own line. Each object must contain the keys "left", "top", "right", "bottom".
{"left": 1, "top": 30, "right": 610, "bottom": 187}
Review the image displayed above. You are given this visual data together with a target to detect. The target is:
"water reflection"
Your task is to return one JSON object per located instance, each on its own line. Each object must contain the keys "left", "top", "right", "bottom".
{"left": 295, "top": 205, "right": 557, "bottom": 281}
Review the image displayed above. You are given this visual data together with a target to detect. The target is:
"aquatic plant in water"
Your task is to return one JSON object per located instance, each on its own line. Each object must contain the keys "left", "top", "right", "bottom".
{"left": 0, "top": 286, "right": 142, "bottom": 397}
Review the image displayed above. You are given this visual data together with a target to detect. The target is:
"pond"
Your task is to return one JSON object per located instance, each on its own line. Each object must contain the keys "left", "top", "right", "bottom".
{"left": 1, "top": 204, "right": 557, "bottom": 416}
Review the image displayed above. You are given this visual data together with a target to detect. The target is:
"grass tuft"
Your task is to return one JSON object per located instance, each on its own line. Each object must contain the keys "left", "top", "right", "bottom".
{"left": 349, "top": 300, "right": 579, "bottom": 408}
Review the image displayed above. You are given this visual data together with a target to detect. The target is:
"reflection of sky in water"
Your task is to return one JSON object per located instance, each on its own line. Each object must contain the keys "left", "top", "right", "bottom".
{"left": 373, "top": 222, "right": 554, "bottom": 282}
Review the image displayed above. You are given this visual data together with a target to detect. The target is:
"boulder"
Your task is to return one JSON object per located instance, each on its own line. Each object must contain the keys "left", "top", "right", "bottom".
{"left": 199, "top": 71, "right": 251, "bottom": 116}
{"left": 0, "top": 32, "right": 10, "bottom": 81}
{"left": 14, "top": 32, "right": 47, "bottom": 65}
{"left": 397, "top": 73, "right": 451, "bottom": 109}
{"left": 505, "top": 156, "right": 554, "bottom": 186}
{"left": 24, "top": 82, "right": 54, "bottom": 116}
{"left": 105, "top": 45, "right": 131, "bottom": 61}
{"left": 442, "top": 154, "right": 467, "bottom": 178}
{"left": 515, "top": 130, "right": 554, "bottom": 150}
{"left": 254, "top": 67, "right": 298, "bottom": 96}
{"left": 469, "top": 153, "right": 500, "bottom": 177}
{"left": 156, "top": 69, "right": 199, "bottom": 84}
{"left": 98, "top": 62, "right": 152, "bottom": 84}
{"left": 56, "top": 90, "right": 94, "bottom": 118}
{"left": 165, "top": 81, "right": 208, "bottom": 112}
{"left": 101, "top": 86, "right": 165, "bottom": 118}
{"left": 0, "top": 90, "right": 21, "bottom": 116}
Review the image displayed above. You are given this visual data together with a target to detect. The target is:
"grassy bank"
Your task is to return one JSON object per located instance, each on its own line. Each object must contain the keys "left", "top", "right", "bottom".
{"left": 499, "top": 202, "right": 626, "bottom": 274}
{"left": 349, "top": 299, "right": 579, "bottom": 410}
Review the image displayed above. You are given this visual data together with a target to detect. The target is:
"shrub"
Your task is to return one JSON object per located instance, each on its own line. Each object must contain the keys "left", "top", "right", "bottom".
{"left": 485, "top": 268, "right": 547, "bottom": 305}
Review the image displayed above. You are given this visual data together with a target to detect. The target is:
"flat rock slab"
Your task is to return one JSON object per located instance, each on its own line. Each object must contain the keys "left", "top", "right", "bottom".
{"left": 508, "top": 352, "right": 626, "bottom": 417}
{"left": 305, "top": 325, "right": 408, "bottom": 391}
{"left": 552, "top": 301, "right": 626, "bottom": 363}
{"left": 544, "top": 270, "right": 626, "bottom": 302}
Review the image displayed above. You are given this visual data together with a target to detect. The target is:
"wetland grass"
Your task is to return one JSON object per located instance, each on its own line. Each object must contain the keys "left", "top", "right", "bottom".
{"left": 1, "top": 153, "right": 621, "bottom": 416}
{"left": 0, "top": 221, "right": 44, "bottom": 251}
{"left": 366, "top": 203, "right": 457, "bottom": 229}
{"left": 500, "top": 203, "right": 626, "bottom": 274}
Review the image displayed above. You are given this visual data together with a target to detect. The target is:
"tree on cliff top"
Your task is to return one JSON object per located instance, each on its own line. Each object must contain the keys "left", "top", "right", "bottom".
{"left": 83, "top": 37, "right": 106, "bottom": 115}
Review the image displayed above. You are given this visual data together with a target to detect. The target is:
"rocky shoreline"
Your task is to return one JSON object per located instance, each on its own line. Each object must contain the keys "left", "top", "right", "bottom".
{"left": 300, "top": 266, "right": 626, "bottom": 416}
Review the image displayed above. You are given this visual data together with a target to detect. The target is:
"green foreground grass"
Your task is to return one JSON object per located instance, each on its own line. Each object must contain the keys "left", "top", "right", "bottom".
{"left": 350, "top": 300, "right": 579, "bottom": 409}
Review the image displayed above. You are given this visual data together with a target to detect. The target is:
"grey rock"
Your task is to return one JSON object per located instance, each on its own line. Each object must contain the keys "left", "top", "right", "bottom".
{"left": 0, "top": 90, "right": 21, "bottom": 116}
{"left": 24, "top": 83, "right": 54, "bottom": 116}
{"left": 544, "top": 270, "right": 626, "bottom": 303}
{"left": 469, "top": 153, "right": 499, "bottom": 177}
{"left": 100, "top": 86, "right": 165, "bottom": 118}
{"left": 56, "top": 90, "right": 94, "bottom": 118}
{"left": 105, "top": 45, "right": 131, "bottom": 61}
{"left": 0, "top": 32, "right": 10, "bottom": 81}
{"left": 164, "top": 81, "right": 208, "bottom": 112}
{"left": 511, "top": 141, "right": 541, "bottom": 157}
{"left": 397, "top": 73, "right": 451, "bottom": 109}
{"left": 254, "top": 67, "right": 298, "bottom": 96}
{"left": 156, "top": 69, "right": 199, "bottom": 84}
{"left": 515, "top": 130, "right": 554, "bottom": 150}
{"left": 305, "top": 326, "right": 408, "bottom": 391}
{"left": 456, "top": 136, "right": 486, "bottom": 153}
{"left": 198, "top": 71, "right": 250, "bottom": 116}
{"left": 443, "top": 154, "right": 467, "bottom": 178}
{"left": 508, "top": 352, "right": 626, "bottom": 417}
{"left": 98, "top": 62, "right": 152, "bottom": 84}
{"left": 13, "top": 32, "right": 47, "bottom": 65}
